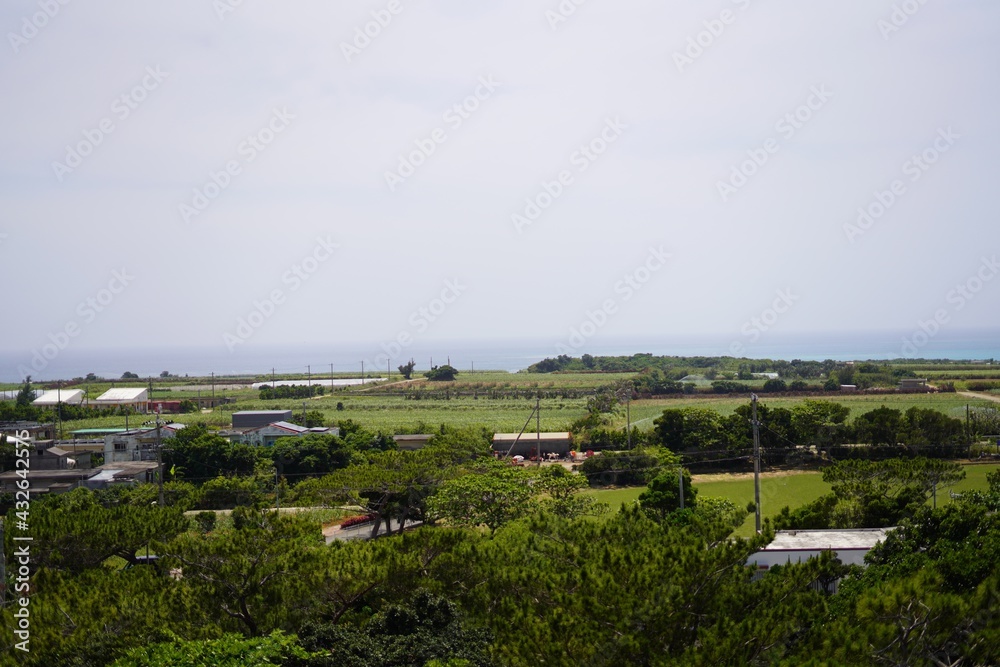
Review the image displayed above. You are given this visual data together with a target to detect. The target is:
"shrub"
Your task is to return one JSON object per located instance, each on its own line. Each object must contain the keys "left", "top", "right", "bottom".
{"left": 967, "top": 381, "right": 1000, "bottom": 392}
{"left": 194, "top": 511, "right": 217, "bottom": 533}
{"left": 762, "top": 378, "right": 787, "bottom": 392}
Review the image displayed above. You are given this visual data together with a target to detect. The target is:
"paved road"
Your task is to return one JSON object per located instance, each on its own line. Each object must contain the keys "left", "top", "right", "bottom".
{"left": 325, "top": 518, "right": 423, "bottom": 543}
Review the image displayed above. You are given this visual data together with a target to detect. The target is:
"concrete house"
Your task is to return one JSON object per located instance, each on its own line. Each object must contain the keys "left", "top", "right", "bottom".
{"left": 103, "top": 424, "right": 184, "bottom": 463}
{"left": 898, "top": 378, "right": 930, "bottom": 392}
{"left": 240, "top": 421, "right": 339, "bottom": 447}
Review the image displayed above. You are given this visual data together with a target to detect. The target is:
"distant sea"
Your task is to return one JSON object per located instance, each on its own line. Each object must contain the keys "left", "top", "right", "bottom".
{"left": 1, "top": 329, "right": 997, "bottom": 383}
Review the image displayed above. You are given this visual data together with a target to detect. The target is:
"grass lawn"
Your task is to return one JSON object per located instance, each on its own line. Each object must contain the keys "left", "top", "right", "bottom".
{"left": 698, "top": 472, "right": 830, "bottom": 538}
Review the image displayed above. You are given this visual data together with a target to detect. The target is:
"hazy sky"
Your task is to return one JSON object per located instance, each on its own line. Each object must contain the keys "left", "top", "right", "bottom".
{"left": 2, "top": 1, "right": 998, "bottom": 373}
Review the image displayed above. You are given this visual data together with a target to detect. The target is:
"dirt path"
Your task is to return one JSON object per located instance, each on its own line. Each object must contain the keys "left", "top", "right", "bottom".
{"left": 691, "top": 469, "right": 818, "bottom": 483}
{"left": 959, "top": 391, "right": 1000, "bottom": 404}
{"left": 355, "top": 378, "right": 421, "bottom": 392}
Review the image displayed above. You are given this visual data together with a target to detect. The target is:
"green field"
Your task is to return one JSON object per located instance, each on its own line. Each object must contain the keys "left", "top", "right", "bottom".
{"left": 21, "top": 363, "right": 1000, "bottom": 437}
{"left": 587, "top": 462, "right": 1000, "bottom": 538}
{"left": 53, "top": 382, "right": 1000, "bottom": 436}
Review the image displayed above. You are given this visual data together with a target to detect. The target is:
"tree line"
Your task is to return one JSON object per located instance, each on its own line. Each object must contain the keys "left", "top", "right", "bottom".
{"left": 4, "top": 455, "right": 998, "bottom": 665}
{"left": 586, "top": 401, "right": 971, "bottom": 470}
{"left": 528, "top": 353, "right": 936, "bottom": 386}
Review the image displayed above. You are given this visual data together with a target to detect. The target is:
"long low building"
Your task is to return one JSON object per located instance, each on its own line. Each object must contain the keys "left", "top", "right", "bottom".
{"left": 747, "top": 528, "right": 895, "bottom": 592}
{"left": 94, "top": 388, "right": 149, "bottom": 412}
{"left": 393, "top": 434, "right": 435, "bottom": 450}
{"left": 32, "top": 389, "right": 85, "bottom": 406}
{"left": 232, "top": 410, "right": 293, "bottom": 429}
{"left": 492, "top": 432, "right": 572, "bottom": 458}
{"left": 0, "top": 461, "right": 158, "bottom": 494}
{"left": 0, "top": 421, "right": 55, "bottom": 440}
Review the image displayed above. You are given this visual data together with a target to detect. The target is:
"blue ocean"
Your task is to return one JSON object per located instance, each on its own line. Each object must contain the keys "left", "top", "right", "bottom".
{"left": 1, "top": 329, "right": 997, "bottom": 383}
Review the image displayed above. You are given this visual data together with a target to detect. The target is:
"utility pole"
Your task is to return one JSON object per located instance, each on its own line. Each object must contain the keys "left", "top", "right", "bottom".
{"left": 211, "top": 372, "right": 215, "bottom": 402}
{"left": 330, "top": 363, "right": 334, "bottom": 391}
{"left": 679, "top": 467, "right": 685, "bottom": 509}
{"left": 307, "top": 365, "right": 311, "bottom": 390}
{"left": 275, "top": 455, "right": 286, "bottom": 511}
{"left": 966, "top": 404, "right": 971, "bottom": 445}
{"left": 155, "top": 412, "right": 164, "bottom": 507}
{"left": 272, "top": 368, "right": 276, "bottom": 389}
{"left": 0, "top": 518, "right": 5, "bottom": 607}
{"left": 536, "top": 397, "right": 541, "bottom": 467}
{"left": 751, "top": 393, "right": 762, "bottom": 534}
{"left": 626, "top": 389, "right": 632, "bottom": 449}
{"left": 361, "top": 360, "right": 364, "bottom": 384}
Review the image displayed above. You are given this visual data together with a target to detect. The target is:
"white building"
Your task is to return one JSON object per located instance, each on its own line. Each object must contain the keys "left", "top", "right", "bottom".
{"left": 748, "top": 528, "right": 895, "bottom": 591}
{"left": 94, "top": 387, "right": 149, "bottom": 412}
{"left": 32, "top": 389, "right": 85, "bottom": 407}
